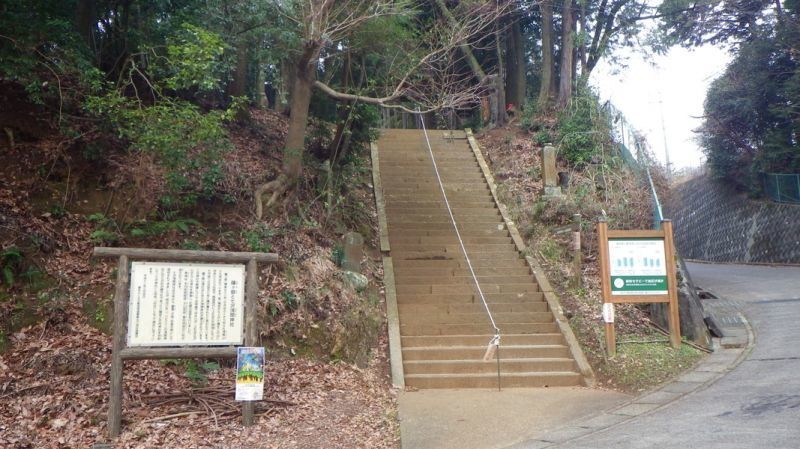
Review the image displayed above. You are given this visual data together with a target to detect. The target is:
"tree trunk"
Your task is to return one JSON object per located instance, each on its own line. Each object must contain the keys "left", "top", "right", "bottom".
{"left": 329, "top": 51, "right": 353, "bottom": 162}
{"left": 505, "top": 17, "right": 526, "bottom": 111}
{"left": 230, "top": 42, "right": 249, "bottom": 98}
{"left": 494, "top": 20, "right": 507, "bottom": 127}
{"left": 538, "top": 1, "right": 556, "bottom": 108}
{"left": 558, "top": 0, "right": 575, "bottom": 108}
{"left": 255, "top": 42, "right": 321, "bottom": 218}
{"left": 255, "top": 59, "right": 266, "bottom": 108}
{"left": 75, "top": 0, "right": 96, "bottom": 54}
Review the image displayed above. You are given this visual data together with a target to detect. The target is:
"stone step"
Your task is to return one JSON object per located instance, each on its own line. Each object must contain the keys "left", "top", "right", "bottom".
{"left": 398, "top": 301, "right": 548, "bottom": 315}
{"left": 403, "top": 358, "right": 577, "bottom": 375}
{"left": 391, "top": 259, "right": 527, "bottom": 269}
{"left": 402, "top": 345, "right": 570, "bottom": 361}
{"left": 387, "top": 220, "right": 504, "bottom": 230}
{"left": 383, "top": 189, "right": 491, "bottom": 197}
{"left": 384, "top": 194, "right": 495, "bottom": 202}
{"left": 386, "top": 228, "right": 509, "bottom": 238}
{"left": 390, "top": 211, "right": 502, "bottom": 221}
{"left": 394, "top": 274, "right": 533, "bottom": 285}
{"left": 396, "top": 292, "right": 543, "bottom": 304}
{"left": 401, "top": 333, "right": 565, "bottom": 347}
{"left": 390, "top": 243, "right": 516, "bottom": 253}
{"left": 404, "top": 372, "right": 582, "bottom": 389}
{"left": 385, "top": 201, "right": 495, "bottom": 209}
{"left": 389, "top": 236, "right": 511, "bottom": 245}
{"left": 396, "top": 283, "right": 539, "bottom": 295}
{"left": 392, "top": 266, "right": 530, "bottom": 277}
{"left": 399, "top": 312, "right": 553, "bottom": 325}
{"left": 386, "top": 205, "right": 498, "bottom": 213}
{"left": 398, "top": 301, "right": 550, "bottom": 316}
{"left": 400, "top": 322, "right": 559, "bottom": 336}
{"left": 391, "top": 251, "right": 523, "bottom": 262}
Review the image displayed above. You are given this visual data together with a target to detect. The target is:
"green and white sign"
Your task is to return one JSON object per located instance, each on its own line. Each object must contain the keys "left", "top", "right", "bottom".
{"left": 608, "top": 238, "right": 668, "bottom": 295}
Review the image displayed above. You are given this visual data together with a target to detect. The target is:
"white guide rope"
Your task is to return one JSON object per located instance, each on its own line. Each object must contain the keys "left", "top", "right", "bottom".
{"left": 416, "top": 112, "right": 501, "bottom": 343}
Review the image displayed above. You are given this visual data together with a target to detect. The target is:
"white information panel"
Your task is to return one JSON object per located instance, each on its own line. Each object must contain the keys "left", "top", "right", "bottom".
{"left": 607, "top": 238, "right": 668, "bottom": 296}
{"left": 127, "top": 262, "right": 245, "bottom": 347}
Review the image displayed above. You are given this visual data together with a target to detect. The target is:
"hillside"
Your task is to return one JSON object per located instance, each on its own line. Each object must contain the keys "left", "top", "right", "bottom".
{"left": 0, "top": 106, "right": 398, "bottom": 448}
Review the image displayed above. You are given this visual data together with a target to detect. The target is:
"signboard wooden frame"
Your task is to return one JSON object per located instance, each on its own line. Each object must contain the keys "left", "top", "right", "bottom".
{"left": 597, "top": 220, "right": 681, "bottom": 356}
{"left": 93, "top": 247, "right": 278, "bottom": 438}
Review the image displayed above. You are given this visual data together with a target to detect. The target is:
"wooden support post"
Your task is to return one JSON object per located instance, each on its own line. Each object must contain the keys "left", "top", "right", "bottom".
{"left": 662, "top": 220, "right": 682, "bottom": 349}
{"left": 242, "top": 258, "right": 258, "bottom": 426}
{"left": 597, "top": 220, "right": 616, "bottom": 357}
{"left": 572, "top": 214, "right": 582, "bottom": 288}
{"left": 108, "top": 255, "right": 130, "bottom": 438}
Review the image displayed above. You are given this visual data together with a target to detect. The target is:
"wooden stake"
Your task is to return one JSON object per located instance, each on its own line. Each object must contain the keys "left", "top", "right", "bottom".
{"left": 597, "top": 220, "right": 616, "bottom": 357}
{"left": 109, "top": 255, "right": 130, "bottom": 438}
{"left": 242, "top": 258, "right": 258, "bottom": 426}
{"left": 572, "top": 214, "right": 582, "bottom": 288}
{"left": 662, "top": 220, "right": 682, "bottom": 349}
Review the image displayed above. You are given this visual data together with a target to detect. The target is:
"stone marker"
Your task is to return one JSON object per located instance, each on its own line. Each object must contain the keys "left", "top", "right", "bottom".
{"left": 342, "top": 232, "right": 364, "bottom": 272}
{"left": 542, "top": 145, "right": 562, "bottom": 196}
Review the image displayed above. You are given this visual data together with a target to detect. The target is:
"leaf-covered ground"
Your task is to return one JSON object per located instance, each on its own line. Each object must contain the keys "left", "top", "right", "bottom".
{"left": 0, "top": 109, "right": 399, "bottom": 448}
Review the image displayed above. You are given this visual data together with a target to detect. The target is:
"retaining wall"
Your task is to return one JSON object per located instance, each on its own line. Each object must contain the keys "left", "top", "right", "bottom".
{"left": 666, "top": 174, "right": 800, "bottom": 264}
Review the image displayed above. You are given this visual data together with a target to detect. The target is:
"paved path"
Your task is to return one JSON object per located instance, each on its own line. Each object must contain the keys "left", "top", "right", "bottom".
{"left": 399, "top": 387, "right": 630, "bottom": 449}
{"left": 511, "top": 262, "right": 800, "bottom": 448}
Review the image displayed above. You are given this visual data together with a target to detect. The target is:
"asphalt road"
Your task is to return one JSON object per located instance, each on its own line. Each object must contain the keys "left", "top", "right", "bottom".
{"left": 553, "top": 262, "right": 800, "bottom": 448}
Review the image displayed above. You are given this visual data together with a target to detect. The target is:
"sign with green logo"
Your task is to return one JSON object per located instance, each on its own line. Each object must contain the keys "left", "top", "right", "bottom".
{"left": 608, "top": 238, "right": 667, "bottom": 295}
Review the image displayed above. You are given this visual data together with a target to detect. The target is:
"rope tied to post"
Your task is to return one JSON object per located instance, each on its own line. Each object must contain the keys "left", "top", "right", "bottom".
{"left": 415, "top": 109, "right": 502, "bottom": 389}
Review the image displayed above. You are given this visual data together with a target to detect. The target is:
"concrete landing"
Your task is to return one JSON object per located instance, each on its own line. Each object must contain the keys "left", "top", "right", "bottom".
{"left": 398, "top": 388, "right": 630, "bottom": 449}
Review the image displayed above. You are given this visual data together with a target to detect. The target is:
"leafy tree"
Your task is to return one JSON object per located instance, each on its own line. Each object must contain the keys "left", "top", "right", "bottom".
{"left": 699, "top": 23, "right": 800, "bottom": 192}
{"left": 253, "top": 0, "right": 508, "bottom": 217}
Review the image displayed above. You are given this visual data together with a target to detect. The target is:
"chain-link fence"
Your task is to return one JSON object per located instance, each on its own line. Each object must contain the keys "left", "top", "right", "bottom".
{"left": 601, "top": 102, "right": 664, "bottom": 229}
{"left": 763, "top": 173, "right": 800, "bottom": 204}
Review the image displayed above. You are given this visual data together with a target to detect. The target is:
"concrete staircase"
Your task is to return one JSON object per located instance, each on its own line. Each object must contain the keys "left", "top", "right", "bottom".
{"left": 376, "top": 128, "right": 586, "bottom": 389}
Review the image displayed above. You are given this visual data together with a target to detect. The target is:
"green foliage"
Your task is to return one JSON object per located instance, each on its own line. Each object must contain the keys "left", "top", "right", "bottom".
{"left": 87, "top": 213, "right": 119, "bottom": 244}
{"left": 281, "top": 290, "right": 298, "bottom": 310}
{"left": 557, "top": 87, "right": 609, "bottom": 165}
{"left": 241, "top": 224, "right": 275, "bottom": 253}
{"left": 130, "top": 218, "right": 201, "bottom": 238}
{"left": 1, "top": 247, "right": 22, "bottom": 286}
{"left": 165, "top": 24, "right": 229, "bottom": 92}
{"left": 331, "top": 245, "right": 345, "bottom": 267}
{"left": 90, "top": 229, "right": 119, "bottom": 245}
{"left": 700, "top": 25, "right": 800, "bottom": 193}
{"left": 85, "top": 92, "right": 232, "bottom": 211}
{"left": 162, "top": 359, "right": 220, "bottom": 386}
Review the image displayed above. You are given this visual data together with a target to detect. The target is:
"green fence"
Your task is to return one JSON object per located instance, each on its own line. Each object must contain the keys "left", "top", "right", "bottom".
{"left": 602, "top": 102, "right": 664, "bottom": 229}
{"left": 763, "top": 173, "right": 800, "bottom": 204}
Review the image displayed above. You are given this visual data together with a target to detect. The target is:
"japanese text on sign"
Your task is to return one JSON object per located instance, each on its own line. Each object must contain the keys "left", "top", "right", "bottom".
{"left": 127, "top": 262, "right": 245, "bottom": 346}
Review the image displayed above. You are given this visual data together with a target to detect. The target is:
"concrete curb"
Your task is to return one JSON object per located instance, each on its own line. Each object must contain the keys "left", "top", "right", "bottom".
{"left": 465, "top": 129, "right": 596, "bottom": 388}
{"left": 503, "top": 300, "right": 755, "bottom": 449}
{"left": 371, "top": 139, "right": 405, "bottom": 388}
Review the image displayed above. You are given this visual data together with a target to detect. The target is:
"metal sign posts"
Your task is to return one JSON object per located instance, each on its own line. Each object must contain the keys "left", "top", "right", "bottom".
{"left": 93, "top": 247, "right": 278, "bottom": 438}
{"left": 597, "top": 219, "right": 681, "bottom": 356}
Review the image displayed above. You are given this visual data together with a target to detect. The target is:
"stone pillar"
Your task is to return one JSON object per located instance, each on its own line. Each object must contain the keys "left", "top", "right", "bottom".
{"left": 542, "top": 145, "right": 562, "bottom": 196}
{"left": 342, "top": 232, "right": 364, "bottom": 272}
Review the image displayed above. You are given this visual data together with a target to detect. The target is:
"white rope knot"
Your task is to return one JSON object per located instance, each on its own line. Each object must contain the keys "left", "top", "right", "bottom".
{"left": 483, "top": 334, "right": 501, "bottom": 362}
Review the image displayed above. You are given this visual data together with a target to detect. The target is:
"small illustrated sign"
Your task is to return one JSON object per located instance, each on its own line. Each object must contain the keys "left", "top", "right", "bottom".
{"left": 235, "top": 347, "right": 265, "bottom": 401}
{"left": 602, "top": 303, "right": 615, "bottom": 323}
{"left": 127, "top": 262, "right": 245, "bottom": 346}
{"left": 607, "top": 239, "right": 668, "bottom": 295}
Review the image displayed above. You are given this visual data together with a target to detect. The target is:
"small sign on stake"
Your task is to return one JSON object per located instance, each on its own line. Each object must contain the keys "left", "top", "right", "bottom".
{"left": 602, "top": 303, "right": 615, "bottom": 324}
{"left": 236, "top": 347, "right": 265, "bottom": 401}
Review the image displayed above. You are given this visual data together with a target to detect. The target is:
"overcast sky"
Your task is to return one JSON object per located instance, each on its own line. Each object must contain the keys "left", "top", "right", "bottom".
{"left": 591, "top": 45, "right": 731, "bottom": 169}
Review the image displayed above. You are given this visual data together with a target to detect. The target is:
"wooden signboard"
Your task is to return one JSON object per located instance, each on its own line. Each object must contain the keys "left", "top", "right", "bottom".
{"left": 597, "top": 220, "right": 681, "bottom": 356}
{"left": 93, "top": 247, "right": 278, "bottom": 438}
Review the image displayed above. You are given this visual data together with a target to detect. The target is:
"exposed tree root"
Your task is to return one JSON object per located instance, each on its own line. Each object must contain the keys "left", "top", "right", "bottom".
{"left": 255, "top": 174, "right": 289, "bottom": 219}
